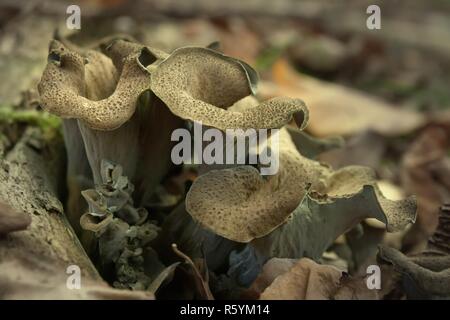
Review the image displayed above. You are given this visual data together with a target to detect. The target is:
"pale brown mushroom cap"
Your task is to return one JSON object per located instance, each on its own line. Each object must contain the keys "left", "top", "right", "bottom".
{"left": 80, "top": 212, "right": 114, "bottom": 234}
{"left": 186, "top": 129, "right": 417, "bottom": 243}
{"left": 186, "top": 128, "right": 324, "bottom": 242}
{"left": 150, "top": 47, "right": 308, "bottom": 131}
{"left": 38, "top": 40, "right": 153, "bottom": 131}
{"left": 310, "top": 166, "right": 417, "bottom": 232}
{"left": 39, "top": 41, "right": 308, "bottom": 132}
{"left": 100, "top": 39, "right": 168, "bottom": 72}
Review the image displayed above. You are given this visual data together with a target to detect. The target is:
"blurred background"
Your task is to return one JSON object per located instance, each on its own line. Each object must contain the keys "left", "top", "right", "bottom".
{"left": 0, "top": 0, "right": 449, "bottom": 273}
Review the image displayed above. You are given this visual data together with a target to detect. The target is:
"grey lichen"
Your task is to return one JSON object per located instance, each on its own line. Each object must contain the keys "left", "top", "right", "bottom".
{"left": 80, "top": 160, "right": 160, "bottom": 290}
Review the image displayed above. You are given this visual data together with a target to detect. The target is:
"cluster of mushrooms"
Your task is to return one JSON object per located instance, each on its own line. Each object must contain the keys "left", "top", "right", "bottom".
{"left": 37, "top": 36, "right": 417, "bottom": 292}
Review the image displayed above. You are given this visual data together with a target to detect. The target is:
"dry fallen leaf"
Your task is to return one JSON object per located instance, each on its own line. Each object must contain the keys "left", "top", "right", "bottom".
{"left": 258, "top": 258, "right": 377, "bottom": 300}
{"left": 248, "top": 258, "right": 297, "bottom": 295}
{"left": 401, "top": 126, "right": 450, "bottom": 253}
{"left": 259, "top": 59, "right": 425, "bottom": 137}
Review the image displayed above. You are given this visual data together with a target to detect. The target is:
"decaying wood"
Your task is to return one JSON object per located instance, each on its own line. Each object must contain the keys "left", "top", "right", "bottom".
{"left": 0, "top": 126, "right": 152, "bottom": 299}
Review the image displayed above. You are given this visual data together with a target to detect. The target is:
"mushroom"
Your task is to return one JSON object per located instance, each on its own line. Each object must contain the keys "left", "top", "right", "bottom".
{"left": 186, "top": 126, "right": 417, "bottom": 261}
{"left": 38, "top": 39, "right": 184, "bottom": 214}
{"left": 286, "top": 125, "right": 343, "bottom": 159}
{"left": 150, "top": 46, "right": 308, "bottom": 131}
{"left": 186, "top": 128, "right": 324, "bottom": 243}
{"left": 39, "top": 39, "right": 150, "bottom": 131}
{"left": 37, "top": 36, "right": 418, "bottom": 290}
{"left": 38, "top": 37, "right": 308, "bottom": 214}
{"left": 378, "top": 204, "right": 450, "bottom": 299}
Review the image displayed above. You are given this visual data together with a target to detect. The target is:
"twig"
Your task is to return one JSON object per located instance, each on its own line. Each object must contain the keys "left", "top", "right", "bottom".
{"left": 172, "top": 243, "right": 214, "bottom": 300}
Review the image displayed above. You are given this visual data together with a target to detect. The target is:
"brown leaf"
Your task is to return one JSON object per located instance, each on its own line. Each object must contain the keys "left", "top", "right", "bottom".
{"left": 248, "top": 258, "right": 297, "bottom": 295}
{"left": 258, "top": 258, "right": 377, "bottom": 300}
{"left": 216, "top": 18, "right": 263, "bottom": 64}
{"left": 401, "top": 127, "right": 450, "bottom": 252}
{"left": 260, "top": 59, "right": 425, "bottom": 137}
{"left": 147, "top": 262, "right": 180, "bottom": 294}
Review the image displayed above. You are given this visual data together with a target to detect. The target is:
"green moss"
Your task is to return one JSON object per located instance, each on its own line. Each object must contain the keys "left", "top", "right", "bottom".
{"left": 0, "top": 106, "right": 62, "bottom": 137}
{"left": 254, "top": 46, "right": 285, "bottom": 71}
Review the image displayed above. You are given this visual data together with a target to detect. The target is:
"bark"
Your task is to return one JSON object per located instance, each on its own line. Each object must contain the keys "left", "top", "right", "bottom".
{"left": 0, "top": 126, "right": 152, "bottom": 299}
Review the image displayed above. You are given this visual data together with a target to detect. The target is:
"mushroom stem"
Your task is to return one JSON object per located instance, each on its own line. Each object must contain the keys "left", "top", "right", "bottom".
{"left": 78, "top": 93, "right": 183, "bottom": 207}
{"left": 251, "top": 187, "right": 415, "bottom": 261}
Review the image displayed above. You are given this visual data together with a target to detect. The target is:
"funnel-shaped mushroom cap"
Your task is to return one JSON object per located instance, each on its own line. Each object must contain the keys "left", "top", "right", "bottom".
{"left": 101, "top": 39, "right": 168, "bottom": 72}
{"left": 186, "top": 128, "right": 417, "bottom": 244}
{"left": 186, "top": 128, "right": 323, "bottom": 242}
{"left": 150, "top": 47, "right": 308, "bottom": 131}
{"left": 38, "top": 40, "right": 153, "bottom": 130}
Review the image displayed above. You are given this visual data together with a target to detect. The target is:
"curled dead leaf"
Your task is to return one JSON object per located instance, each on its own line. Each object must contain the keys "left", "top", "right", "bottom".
{"left": 378, "top": 204, "right": 450, "bottom": 299}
